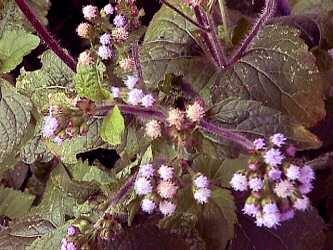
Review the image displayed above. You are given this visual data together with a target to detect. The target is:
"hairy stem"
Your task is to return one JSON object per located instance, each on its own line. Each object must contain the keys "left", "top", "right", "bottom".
{"left": 96, "top": 104, "right": 166, "bottom": 121}
{"left": 228, "top": 0, "right": 276, "bottom": 66}
{"left": 199, "top": 120, "right": 254, "bottom": 151}
{"left": 160, "top": 0, "right": 211, "bottom": 32}
{"left": 96, "top": 104, "right": 253, "bottom": 151}
{"left": 15, "top": 0, "right": 77, "bottom": 71}
{"left": 132, "top": 41, "right": 144, "bottom": 88}
{"left": 193, "top": 6, "right": 227, "bottom": 68}
{"left": 94, "top": 173, "right": 137, "bottom": 228}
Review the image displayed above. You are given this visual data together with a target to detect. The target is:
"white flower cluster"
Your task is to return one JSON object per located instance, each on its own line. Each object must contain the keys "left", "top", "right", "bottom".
{"left": 193, "top": 174, "right": 211, "bottom": 204}
{"left": 134, "top": 164, "right": 178, "bottom": 216}
{"left": 230, "top": 133, "right": 315, "bottom": 228}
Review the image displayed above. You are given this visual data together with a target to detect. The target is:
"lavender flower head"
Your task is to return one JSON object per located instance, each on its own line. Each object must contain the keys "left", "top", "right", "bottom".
{"left": 42, "top": 113, "right": 58, "bottom": 138}
{"left": 113, "top": 14, "right": 126, "bottom": 27}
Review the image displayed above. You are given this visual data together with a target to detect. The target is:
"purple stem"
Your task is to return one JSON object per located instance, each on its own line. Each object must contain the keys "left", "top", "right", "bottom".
{"left": 199, "top": 120, "right": 254, "bottom": 151}
{"left": 132, "top": 41, "right": 144, "bottom": 88}
{"left": 96, "top": 103, "right": 253, "bottom": 151}
{"left": 228, "top": 0, "right": 276, "bottom": 66}
{"left": 15, "top": 0, "right": 77, "bottom": 71}
{"left": 96, "top": 104, "right": 166, "bottom": 121}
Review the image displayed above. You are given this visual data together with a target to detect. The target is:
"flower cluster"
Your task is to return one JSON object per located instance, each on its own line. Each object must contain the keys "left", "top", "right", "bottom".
{"left": 230, "top": 133, "right": 315, "bottom": 228}
{"left": 77, "top": 1, "right": 142, "bottom": 63}
{"left": 192, "top": 174, "right": 211, "bottom": 204}
{"left": 134, "top": 163, "right": 178, "bottom": 216}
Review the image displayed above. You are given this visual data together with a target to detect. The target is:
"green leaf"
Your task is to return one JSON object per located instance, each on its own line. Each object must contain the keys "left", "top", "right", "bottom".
{"left": 16, "top": 50, "right": 74, "bottom": 112}
{"left": 26, "top": 221, "right": 71, "bottom": 250}
{"left": 209, "top": 25, "right": 325, "bottom": 127}
{"left": 74, "top": 63, "right": 110, "bottom": 101}
{"left": 30, "top": 164, "right": 98, "bottom": 226}
{"left": 198, "top": 188, "right": 237, "bottom": 250}
{"left": 0, "top": 187, "right": 35, "bottom": 218}
{"left": 142, "top": 6, "right": 326, "bottom": 127}
{"left": 68, "top": 161, "right": 116, "bottom": 185}
{"left": 140, "top": 0, "right": 214, "bottom": 90}
{"left": 0, "top": 80, "right": 33, "bottom": 165}
{"left": 0, "top": 218, "right": 54, "bottom": 250}
{"left": 45, "top": 120, "right": 103, "bottom": 164}
{"left": 0, "top": 0, "right": 50, "bottom": 33}
{"left": 0, "top": 29, "right": 39, "bottom": 73}
{"left": 205, "top": 98, "right": 322, "bottom": 150}
{"left": 101, "top": 106, "right": 125, "bottom": 146}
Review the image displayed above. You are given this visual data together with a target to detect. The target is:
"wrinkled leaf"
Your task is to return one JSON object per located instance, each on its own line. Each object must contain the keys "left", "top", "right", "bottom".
{"left": 26, "top": 221, "right": 71, "bottom": 250}
{"left": 0, "top": 218, "right": 54, "bottom": 250}
{"left": 17, "top": 50, "right": 74, "bottom": 112}
{"left": 30, "top": 164, "right": 98, "bottom": 226}
{"left": 0, "top": 187, "right": 35, "bottom": 218}
{"left": 0, "top": 80, "right": 33, "bottom": 165}
{"left": 205, "top": 98, "right": 322, "bottom": 150}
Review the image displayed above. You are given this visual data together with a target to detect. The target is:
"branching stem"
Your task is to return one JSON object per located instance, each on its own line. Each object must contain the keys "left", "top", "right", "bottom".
{"left": 160, "top": 0, "right": 211, "bottom": 32}
{"left": 228, "top": 0, "right": 276, "bottom": 66}
{"left": 193, "top": 6, "right": 227, "bottom": 68}
{"left": 15, "top": 0, "right": 77, "bottom": 71}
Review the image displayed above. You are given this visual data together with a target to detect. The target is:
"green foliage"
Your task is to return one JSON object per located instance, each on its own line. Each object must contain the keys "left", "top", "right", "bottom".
{"left": 0, "top": 187, "right": 35, "bottom": 218}
{"left": 142, "top": 2, "right": 326, "bottom": 129}
{"left": 0, "top": 29, "right": 39, "bottom": 73}
{"left": 68, "top": 161, "right": 116, "bottom": 185}
{"left": 101, "top": 106, "right": 125, "bottom": 146}
{"left": 17, "top": 50, "right": 74, "bottom": 112}
{"left": 0, "top": 80, "right": 33, "bottom": 167}
{"left": 0, "top": 218, "right": 55, "bottom": 250}
{"left": 197, "top": 188, "right": 237, "bottom": 250}
{"left": 206, "top": 98, "right": 322, "bottom": 150}
{"left": 74, "top": 63, "right": 110, "bottom": 101}
{"left": 30, "top": 164, "right": 99, "bottom": 226}
{"left": 26, "top": 221, "right": 71, "bottom": 250}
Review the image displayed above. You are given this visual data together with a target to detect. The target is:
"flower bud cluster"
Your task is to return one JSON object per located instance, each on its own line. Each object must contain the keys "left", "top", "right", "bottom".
{"left": 192, "top": 173, "right": 211, "bottom": 204}
{"left": 134, "top": 163, "right": 178, "bottom": 216}
{"left": 230, "top": 133, "right": 315, "bottom": 228}
{"left": 166, "top": 101, "right": 205, "bottom": 131}
{"left": 42, "top": 104, "right": 89, "bottom": 144}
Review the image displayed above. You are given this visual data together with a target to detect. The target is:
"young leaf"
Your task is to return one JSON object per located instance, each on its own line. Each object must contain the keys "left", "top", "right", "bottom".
{"left": 101, "top": 106, "right": 125, "bottom": 146}
{"left": 16, "top": 50, "right": 74, "bottom": 112}
{"left": 0, "top": 29, "right": 39, "bottom": 73}
{"left": 74, "top": 63, "right": 110, "bottom": 101}
{"left": 0, "top": 80, "right": 33, "bottom": 166}
{"left": 0, "top": 187, "right": 35, "bottom": 218}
